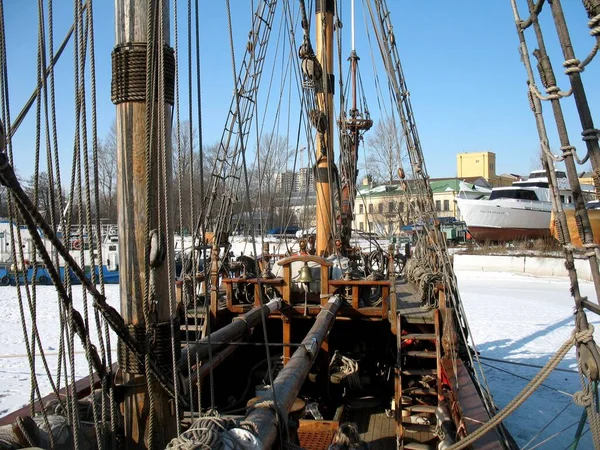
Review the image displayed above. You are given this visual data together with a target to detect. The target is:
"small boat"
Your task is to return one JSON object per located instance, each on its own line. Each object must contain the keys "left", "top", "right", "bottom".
{"left": 456, "top": 170, "right": 590, "bottom": 242}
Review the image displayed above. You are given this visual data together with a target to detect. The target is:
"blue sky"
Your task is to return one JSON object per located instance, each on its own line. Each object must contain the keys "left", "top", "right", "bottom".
{"left": 2, "top": 1, "right": 599, "bottom": 182}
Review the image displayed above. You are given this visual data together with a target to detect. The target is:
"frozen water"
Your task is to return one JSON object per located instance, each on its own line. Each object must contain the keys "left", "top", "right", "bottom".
{"left": 457, "top": 270, "right": 598, "bottom": 449}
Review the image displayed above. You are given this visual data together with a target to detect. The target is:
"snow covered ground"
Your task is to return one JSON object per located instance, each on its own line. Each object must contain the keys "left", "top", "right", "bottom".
{"left": 0, "top": 285, "right": 120, "bottom": 418}
{"left": 457, "top": 271, "right": 598, "bottom": 450}
{"left": 0, "top": 271, "right": 597, "bottom": 449}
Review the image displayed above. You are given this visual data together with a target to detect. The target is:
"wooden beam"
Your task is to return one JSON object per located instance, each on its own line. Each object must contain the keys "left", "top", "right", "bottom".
{"left": 114, "top": 0, "right": 175, "bottom": 448}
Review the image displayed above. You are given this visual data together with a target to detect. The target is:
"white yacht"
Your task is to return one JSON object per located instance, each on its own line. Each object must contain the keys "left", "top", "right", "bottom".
{"left": 456, "top": 170, "right": 583, "bottom": 242}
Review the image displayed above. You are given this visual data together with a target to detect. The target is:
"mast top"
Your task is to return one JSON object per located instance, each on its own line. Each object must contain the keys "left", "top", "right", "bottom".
{"left": 351, "top": 0, "right": 355, "bottom": 52}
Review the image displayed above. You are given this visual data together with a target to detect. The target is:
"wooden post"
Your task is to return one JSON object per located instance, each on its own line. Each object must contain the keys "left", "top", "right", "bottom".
{"left": 114, "top": 0, "right": 176, "bottom": 447}
{"left": 315, "top": 0, "right": 335, "bottom": 257}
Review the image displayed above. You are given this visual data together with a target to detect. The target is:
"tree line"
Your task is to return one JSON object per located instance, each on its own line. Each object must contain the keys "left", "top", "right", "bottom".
{"left": 13, "top": 117, "right": 401, "bottom": 234}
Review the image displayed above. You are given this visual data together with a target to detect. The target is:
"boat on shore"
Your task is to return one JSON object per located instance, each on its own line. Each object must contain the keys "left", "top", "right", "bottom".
{"left": 456, "top": 170, "right": 592, "bottom": 242}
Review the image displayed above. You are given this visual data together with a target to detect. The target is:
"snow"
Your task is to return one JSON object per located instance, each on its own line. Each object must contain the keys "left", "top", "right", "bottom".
{"left": 0, "top": 285, "right": 120, "bottom": 417}
{"left": 0, "top": 270, "right": 597, "bottom": 449}
{"left": 457, "top": 270, "right": 598, "bottom": 449}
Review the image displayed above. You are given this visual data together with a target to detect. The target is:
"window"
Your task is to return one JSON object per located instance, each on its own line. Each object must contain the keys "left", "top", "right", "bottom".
{"left": 435, "top": 200, "right": 441, "bottom": 211}
{"left": 359, "top": 204, "right": 364, "bottom": 214}
{"left": 368, "top": 222, "right": 373, "bottom": 231}
{"left": 388, "top": 201, "right": 394, "bottom": 213}
{"left": 378, "top": 203, "right": 383, "bottom": 214}
{"left": 399, "top": 202, "right": 404, "bottom": 212}
{"left": 369, "top": 204, "right": 374, "bottom": 213}
{"left": 359, "top": 222, "right": 364, "bottom": 231}
{"left": 443, "top": 200, "right": 450, "bottom": 211}
{"left": 489, "top": 189, "right": 539, "bottom": 201}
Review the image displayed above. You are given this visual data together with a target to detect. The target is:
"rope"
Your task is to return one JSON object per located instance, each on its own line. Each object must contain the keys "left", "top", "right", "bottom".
{"left": 143, "top": 0, "right": 158, "bottom": 446}
{"left": 446, "top": 332, "right": 575, "bottom": 449}
{"left": 165, "top": 415, "right": 255, "bottom": 450}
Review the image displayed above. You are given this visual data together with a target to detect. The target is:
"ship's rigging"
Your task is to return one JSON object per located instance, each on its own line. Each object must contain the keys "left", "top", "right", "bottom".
{"left": 0, "top": 1, "right": 598, "bottom": 450}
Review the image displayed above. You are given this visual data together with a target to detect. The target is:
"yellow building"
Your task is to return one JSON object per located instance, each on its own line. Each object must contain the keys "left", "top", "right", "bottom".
{"left": 457, "top": 151, "right": 496, "bottom": 179}
{"left": 456, "top": 151, "right": 514, "bottom": 187}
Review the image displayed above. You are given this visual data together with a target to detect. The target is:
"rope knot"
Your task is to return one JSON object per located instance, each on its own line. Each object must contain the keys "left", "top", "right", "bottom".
{"left": 573, "top": 388, "right": 594, "bottom": 407}
{"left": 589, "top": 13, "right": 600, "bottom": 36}
{"left": 563, "top": 58, "right": 583, "bottom": 74}
{"left": 575, "top": 324, "right": 595, "bottom": 344}
{"left": 560, "top": 145, "right": 575, "bottom": 157}
{"left": 582, "top": 128, "right": 600, "bottom": 141}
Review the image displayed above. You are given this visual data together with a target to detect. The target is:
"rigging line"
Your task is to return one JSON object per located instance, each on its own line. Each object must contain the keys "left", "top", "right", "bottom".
{"left": 29, "top": 0, "right": 51, "bottom": 420}
{"left": 226, "top": 0, "right": 288, "bottom": 444}
{"left": 281, "top": 0, "right": 316, "bottom": 233}
{"left": 525, "top": 0, "right": 600, "bottom": 298}
{"left": 0, "top": 4, "right": 56, "bottom": 427}
{"left": 479, "top": 355, "right": 578, "bottom": 374}
{"left": 142, "top": 0, "right": 160, "bottom": 440}
{"left": 158, "top": 0, "right": 182, "bottom": 434}
{"left": 181, "top": 0, "right": 195, "bottom": 418}
{"left": 194, "top": 3, "right": 207, "bottom": 400}
{"left": 481, "top": 361, "right": 573, "bottom": 397}
{"left": 64, "top": 2, "right": 84, "bottom": 445}
{"left": 74, "top": 0, "right": 107, "bottom": 444}
{"left": 46, "top": 0, "right": 70, "bottom": 411}
{"left": 185, "top": 0, "right": 200, "bottom": 415}
{"left": 562, "top": 426, "right": 590, "bottom": 450}
{"left": 173, "top": 0, "right": 189, "bottom": 427}
{"left": 522, "top": 401, "right": 572, "bottom": 450}
{"left": 509, "top": 13, "right": 600, "bottom": 443}
{"left": 359, "top": 0, "right": 389, "bottom": 138}
{"left": 84, "top": 4, "right": 113, "bottom": 439}
{"left": 370, "top": 0, "right": 497, "bottom": 416}
{"left": 527, "top": 419, "right": 582, "bottom": 450}
{"left": 10, "top": 1, "right": 88, "bottom": 138}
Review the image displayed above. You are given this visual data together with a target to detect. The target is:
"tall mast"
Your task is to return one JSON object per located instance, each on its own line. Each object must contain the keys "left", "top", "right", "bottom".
{"left": 339, "top": 0, "right": 371, "bottom": 254}
{"left": 315, "top": 0, "right": 335, "bottom": 256}
{"left": 113, "top": 0, "right": 177, "bottom": 448}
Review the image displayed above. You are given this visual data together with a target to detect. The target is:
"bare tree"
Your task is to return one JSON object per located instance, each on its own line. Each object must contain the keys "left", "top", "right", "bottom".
{"left": 25, "top": 172, "right": 63, "bottom": 222}
{"left": 364, "top": 117, "right": 404, "bottom": 184}
{"left": 249, "top": 133, "right": 294, "bottom": 230}
{"left": 97, "top": 121, "right": 118, "bottom": 222}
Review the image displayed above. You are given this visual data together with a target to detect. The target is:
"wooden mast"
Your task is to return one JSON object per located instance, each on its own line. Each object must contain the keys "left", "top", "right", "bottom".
{"left": 339, "top": 0, "right": 371, "bottom": 253}
{"left": 315, "top": 0, "right": 335, "bottom": 256}
{"left": 114, "top": 0, "right": 176, "bottom": 447}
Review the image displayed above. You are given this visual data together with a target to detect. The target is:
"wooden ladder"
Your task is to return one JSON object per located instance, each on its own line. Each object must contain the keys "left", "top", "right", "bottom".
{"left": 396, "top": 310, "right": 441, "bottom": 450}
{"left": 181, "top": 305, "right": 209, "bottom": 345}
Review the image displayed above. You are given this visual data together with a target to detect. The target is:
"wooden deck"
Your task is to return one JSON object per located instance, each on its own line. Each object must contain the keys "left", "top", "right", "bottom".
{"left": 347, "top": 407, "right": 396, "bottom": 449}
{"left": 394, "top": 277, "right": 434, "bottom": 324}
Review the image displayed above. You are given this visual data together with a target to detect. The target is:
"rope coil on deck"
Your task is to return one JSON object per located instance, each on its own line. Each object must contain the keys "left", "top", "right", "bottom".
{"left": 165, "top": 414, "right": 262, "bottom": 449}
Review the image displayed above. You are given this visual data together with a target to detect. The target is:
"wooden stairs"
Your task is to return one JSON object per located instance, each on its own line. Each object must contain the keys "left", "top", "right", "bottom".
{"left": 395, "top": 309, "right": 441, "bottom": 450}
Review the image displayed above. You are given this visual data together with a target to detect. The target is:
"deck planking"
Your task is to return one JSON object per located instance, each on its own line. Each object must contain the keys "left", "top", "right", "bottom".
{"left": 395, "top": 277, "right": 434, "bottom": 324}
{"left": 348, "top": 407, "right": 396, "bottom": 449}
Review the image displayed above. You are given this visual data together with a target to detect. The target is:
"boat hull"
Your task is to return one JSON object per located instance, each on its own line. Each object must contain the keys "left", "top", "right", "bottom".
{"left": 467, "top": 226, "right": 549, "bottom": 242}
{"left": 457, "top": 198, "right": 554, "bottom": 242}
{"left": 0, "top": 265, "right": 120, "bottom": 286}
